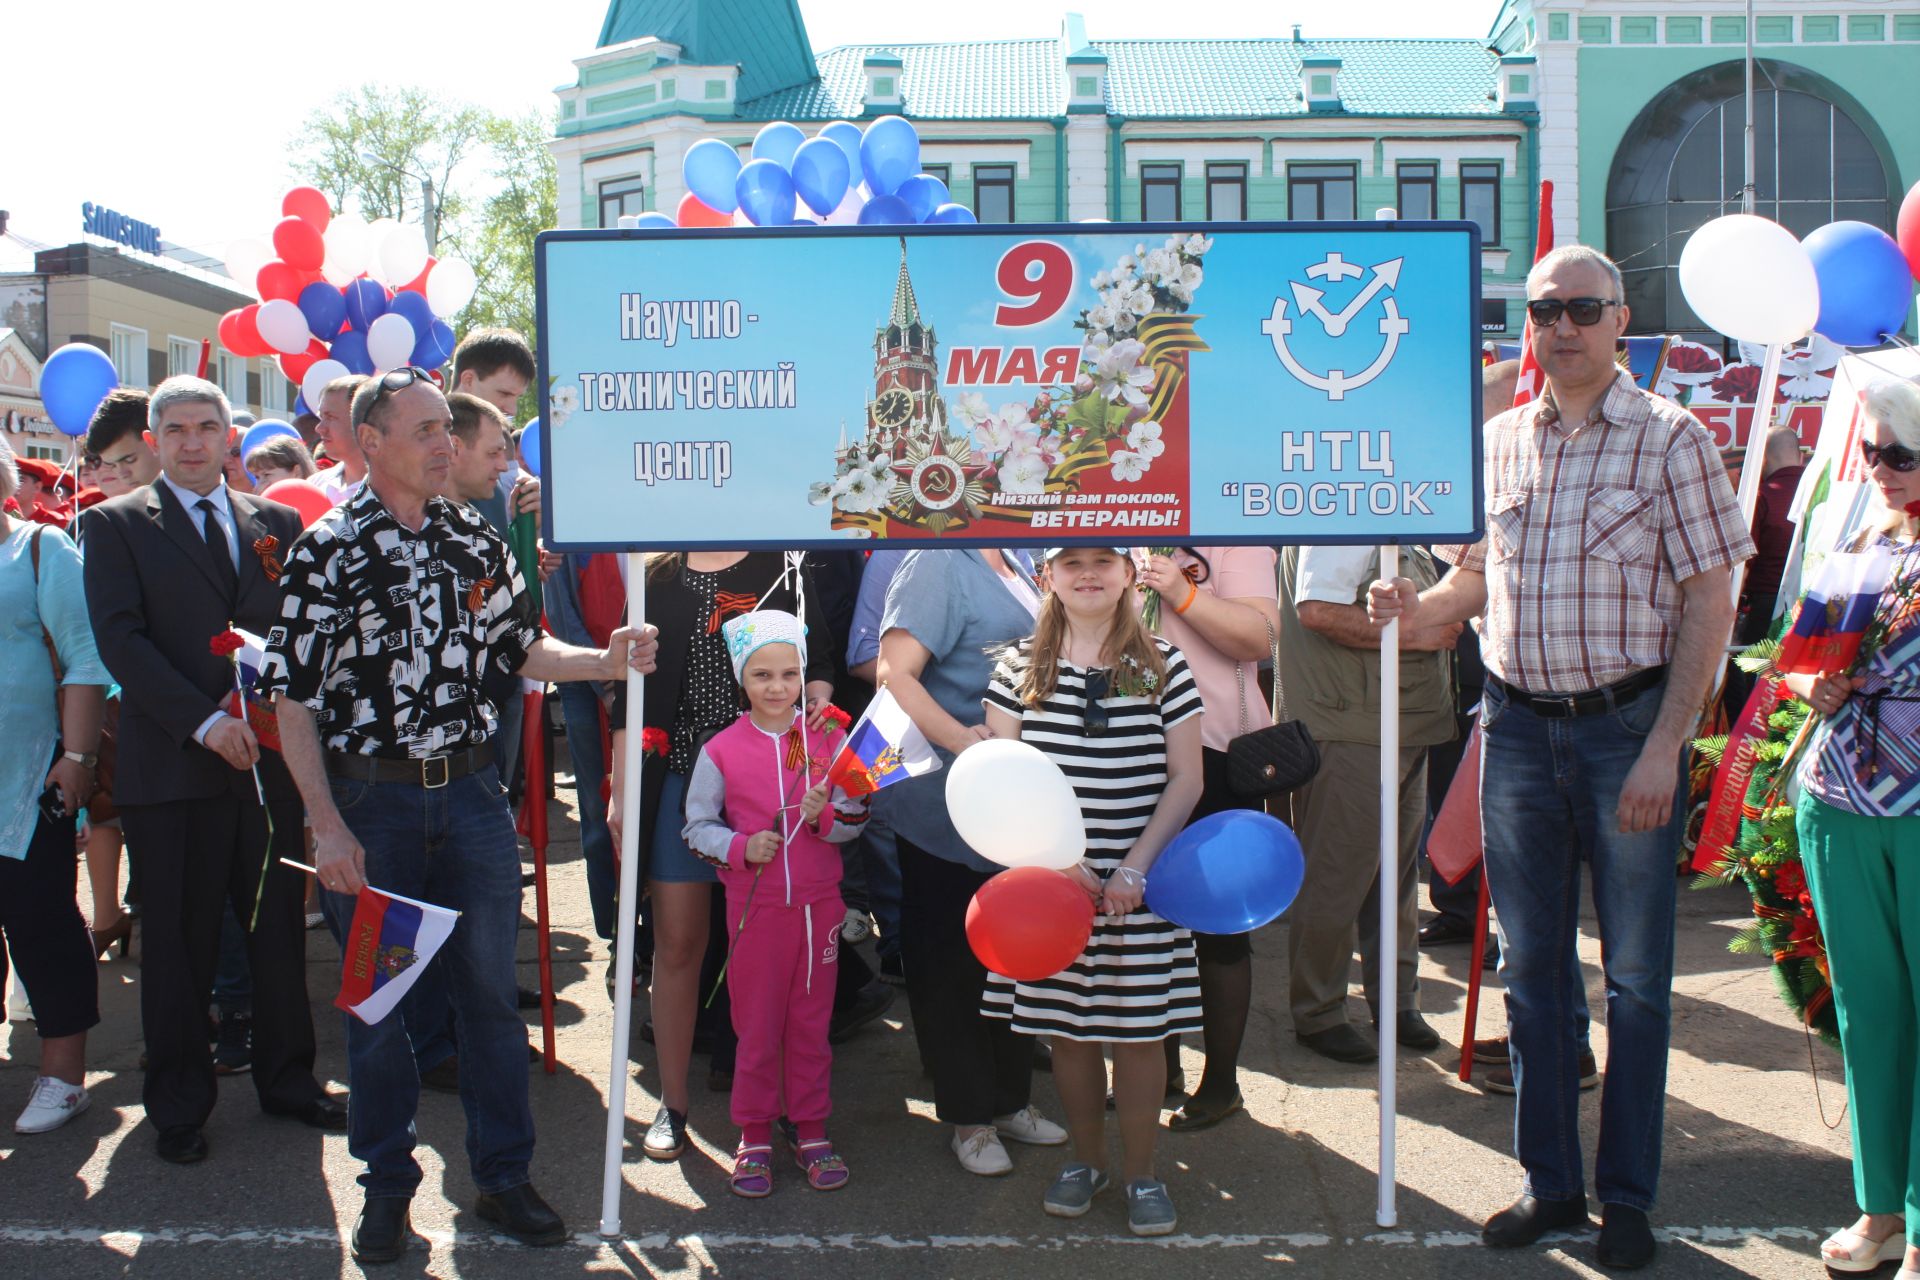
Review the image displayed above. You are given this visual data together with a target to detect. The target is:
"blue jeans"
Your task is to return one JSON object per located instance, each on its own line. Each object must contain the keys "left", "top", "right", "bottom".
{"left": 858, "top": 806, "right": 902, "bottom": 962}
{"left": 321, "top": 764, "right": 533, "bottom": 1200}
{"left": 212, "top": 907, "right": 251, "bottom": 1016}
{"left": 1479, "top": 676, "right": 1687, "bottom": 1211}
{"left": 557, "top": 681, "right": 616, "bottom": 941}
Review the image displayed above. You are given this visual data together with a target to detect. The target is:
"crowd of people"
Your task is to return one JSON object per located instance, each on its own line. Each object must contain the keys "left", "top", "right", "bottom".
{"left": 3, "top": 244, "right": 1919, "bottom": 1274}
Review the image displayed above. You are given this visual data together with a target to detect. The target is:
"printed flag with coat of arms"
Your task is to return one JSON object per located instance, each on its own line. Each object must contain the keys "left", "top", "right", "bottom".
{"left": 219, "top": 626, "right": 281, "bottom": 751}
{"left": 335, "top": 886, "right": 459, "bottom": 1025}
{"left": 825, "top": 686, "right": 941, "bottom": 797}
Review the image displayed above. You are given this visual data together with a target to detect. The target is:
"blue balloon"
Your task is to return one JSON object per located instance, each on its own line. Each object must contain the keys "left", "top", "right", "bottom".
{"left": 329, "top": 328, "right": 373, "bottom": 375}
{"left": 734, "top": 159, "right": 797, "bottom": 227}
{"left": 240, "top": 419, "right": 300, "bottom": 461}
{"left": 631, "top": 211, "right": 678, "bottom": 229}
{"left": 818, "top": 121, "right": 864, "bottom": 177}
{"left": 1805, "top": 220, "right": 1916, "bottom": 347}
{"left": 411, "top": 318, "right": 456, "bottom": 369}
{"left": 859, "top": 116, "right": 920, "bottom": 198}
{"left": 388, "top": 289, "right": 435, "bottom": 335}
{"left": 297, "top": 282, "right": 347, "bottom": 342}
{"left": 857, "top": 194, "right": 914, "bottom": 226}
{"left": 1144, "top": 810, "right": 1305, "bottom": 935}
{"left": 928, "top": 202, "right": 978, "bottom": 225}
{"left": 343, "top": 278, "right": 389, "bottom": 332}
{"left": 791, "top": 137, "right": 851, "bottom": 216}
{"left": 895, "top": 173, "right": 950, "bottom": 223}
{"left": 683, "top": 138, "right": 743, "bottom": 214}
{"left": 750, "top": 121, "right": 805, "bottom": 169}
{"left": 519, "top": 418, "right": 542, "bottom": 478}
{"left": 293, "top": 392, "right": 310, "bottom": 417}
{"left": 40, "top": 343, "right": 119, "bottom": 436}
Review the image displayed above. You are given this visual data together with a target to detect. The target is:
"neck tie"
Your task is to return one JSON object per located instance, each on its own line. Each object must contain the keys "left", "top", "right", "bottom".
{"left": 196, "top": 497, "right": 239, "bottom": 600}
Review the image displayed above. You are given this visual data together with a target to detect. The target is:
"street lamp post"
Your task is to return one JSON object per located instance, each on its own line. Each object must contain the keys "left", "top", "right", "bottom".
{"left": 359, "top": 152, "right": 440, "bottom": 252}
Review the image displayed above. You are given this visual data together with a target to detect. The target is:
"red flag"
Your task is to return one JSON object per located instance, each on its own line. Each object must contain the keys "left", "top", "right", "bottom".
{"left": 1510, "top": 179, "right": 1555, "bottom": 409}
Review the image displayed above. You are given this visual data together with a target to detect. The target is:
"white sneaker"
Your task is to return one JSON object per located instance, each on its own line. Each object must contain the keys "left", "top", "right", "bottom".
{"left": 951, "top": 1125, "right": 1013, "bottom": 1176}
{"left": 15, "top": 1076, "right": 89, "bottom": 1134}
{"left": 992, "top": 1104, "right": 1068, "bottom": 1146}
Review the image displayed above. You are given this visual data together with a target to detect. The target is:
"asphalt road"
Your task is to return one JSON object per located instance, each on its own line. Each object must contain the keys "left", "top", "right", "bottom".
{"left": 0, "top": 771, "right": 1859, "bottom": 1278}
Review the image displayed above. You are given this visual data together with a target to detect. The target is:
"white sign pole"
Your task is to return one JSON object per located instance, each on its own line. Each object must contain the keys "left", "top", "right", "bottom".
{"left": 599, "top": 555, "right": 648, "bottom": 1239}
{"left": 1377, "top": 542, "right": 1400, "bottom": 1229}
{"left": 1727, "top": 341, "right": 1784, "bottom": 616}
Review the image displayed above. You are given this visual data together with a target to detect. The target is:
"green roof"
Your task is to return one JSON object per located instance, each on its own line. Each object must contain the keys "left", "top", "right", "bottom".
{"left": 598, "top": 0, "right": 819, "bottom": 102}
{"left": 741, "top": 38, "right": 1505, "bottom": 121}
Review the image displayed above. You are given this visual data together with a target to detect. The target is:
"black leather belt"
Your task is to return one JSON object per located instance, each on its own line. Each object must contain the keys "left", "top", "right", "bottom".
{"left": 323, "top": 742, "right": 493, "bottom": 789}
{"left": 1487, "top": 666, "right": 1668, "bottom": 719}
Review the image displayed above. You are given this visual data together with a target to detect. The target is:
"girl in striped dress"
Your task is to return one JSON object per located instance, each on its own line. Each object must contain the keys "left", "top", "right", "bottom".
{"left": 981, "top": 546, "right": 1205, "bottom": 1236}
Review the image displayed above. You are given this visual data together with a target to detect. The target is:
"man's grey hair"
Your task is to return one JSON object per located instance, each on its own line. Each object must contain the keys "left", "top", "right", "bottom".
{"left": 1527, "top": 244, "right": 1625, "bottom": 304}
{"left": 147, "top": 376, "right": 233, "bottom": 432}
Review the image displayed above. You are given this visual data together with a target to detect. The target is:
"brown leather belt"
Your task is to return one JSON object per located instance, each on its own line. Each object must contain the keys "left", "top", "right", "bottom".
{"left": 1487, "top": 666, "right": 1668, "bottom": 719}
{"left": 323, "top": 742, "right": 493, "bottom": 790}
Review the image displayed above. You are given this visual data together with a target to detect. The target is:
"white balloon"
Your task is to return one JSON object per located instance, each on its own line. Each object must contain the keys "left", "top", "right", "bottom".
{"left": 378, "top": 224, "right": 429, "bottom": 289}
{"left": 1677, "top": 214, "right": 1821, "bottom": 346}
{"left": 424, "top": 256, "right": 477, "bottom": 316}
{"left": 825, "top": 191, "right": 864, "bottom": 226}
{"left": 362, "top": 218, "right": 400, "bottom": 282}
{"left": 257, "top": 299, "right": 311, "bottom": 355}
{"left": 322, "top": 211, "right": 369, "bottom": 277}
{"left": 222, "top": 237, "right": 274, "bottom": 297}
{"left": 365, "top": 313, "right": 417, "bottom": 371}
{"left": 945, "top": 739, "right": 1086, "bottom": 870}
{"left": 300, "top": 358, "right": 349, "bottom": 409}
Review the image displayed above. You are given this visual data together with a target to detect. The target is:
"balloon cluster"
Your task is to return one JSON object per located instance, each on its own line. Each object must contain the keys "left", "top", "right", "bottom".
{"left": 672, "top": 116, "right": 977, "bottom": 230}
{"left": 217, "top": 186, "right": 480, "bottom": 414}
{"left": 1679, "top": 179, "right": 1920, "bottom": 350}
{"left": 943, "top": 740, "right": 1307, "bottom": 981}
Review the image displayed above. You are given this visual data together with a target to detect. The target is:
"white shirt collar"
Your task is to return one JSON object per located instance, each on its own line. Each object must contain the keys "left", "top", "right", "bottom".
{"left": 159, "top": 471, "right": 232, "bottom": 517}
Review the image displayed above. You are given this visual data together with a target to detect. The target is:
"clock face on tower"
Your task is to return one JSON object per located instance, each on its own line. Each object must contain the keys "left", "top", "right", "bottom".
{"left": 872, "top": 388, "right": 913, "bottom": 427}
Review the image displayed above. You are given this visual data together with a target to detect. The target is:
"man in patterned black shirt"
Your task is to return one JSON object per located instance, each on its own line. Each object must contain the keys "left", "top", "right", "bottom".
{"left": 256, "top": 367, "right": 657, "bottom": 1265}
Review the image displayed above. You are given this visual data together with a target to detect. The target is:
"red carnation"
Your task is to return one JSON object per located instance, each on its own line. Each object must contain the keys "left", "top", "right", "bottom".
{"left": 1664, "top": 343, "right": 1723, "bottom": 376}
{"left": 639, "top": 727, "right": 671, "bottom": 759}
{"left": 1770, "top": 861, "right": 1807, "bottom": 905}
{"left": 822, "top": 704, "right": 853, "bottom": 730}
{"left": 1707, "top": 362, "right": 1784, "bottom": 405}
{"left": 209, "top": 630, "right": 244, "bottom": 657}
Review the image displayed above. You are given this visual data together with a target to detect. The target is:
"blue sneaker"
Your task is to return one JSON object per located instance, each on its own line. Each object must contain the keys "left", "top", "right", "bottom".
{"left": 1125, "top": 1178, "right": 1177, "bottom": 1237}
{"left": 1043, "top": 1163, "right": 1110, "bottom": 1218}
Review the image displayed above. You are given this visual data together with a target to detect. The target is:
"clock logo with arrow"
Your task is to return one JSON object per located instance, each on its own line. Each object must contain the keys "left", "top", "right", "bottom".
{"left": 1260, "top": 252, "right": 1410, "bottom": 401}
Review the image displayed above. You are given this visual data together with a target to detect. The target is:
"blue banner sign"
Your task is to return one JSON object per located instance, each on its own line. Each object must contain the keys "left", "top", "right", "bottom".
{"left": 536, "top": 221, "right": 1482, "bottom": 551}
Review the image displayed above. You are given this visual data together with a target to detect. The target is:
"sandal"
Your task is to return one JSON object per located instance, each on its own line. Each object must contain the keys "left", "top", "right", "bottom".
{"left": 1822, "top": 1225, "right": 1906, "bottom": 1273}
{"left": 791, "top": 1138, "right": 850, "bottom": 1191}
{"left": 730, "top": 1143, "right": 773, "bottom": 1198}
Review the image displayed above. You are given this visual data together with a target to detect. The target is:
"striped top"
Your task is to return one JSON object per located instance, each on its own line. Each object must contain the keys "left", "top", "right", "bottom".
{"left": 1802, "top": 535, "right": 1920, "bottom": 818}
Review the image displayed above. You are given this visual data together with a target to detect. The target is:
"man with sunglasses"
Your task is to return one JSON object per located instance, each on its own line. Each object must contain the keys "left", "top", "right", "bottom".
{"left": 1370, "top": 245, "right": 1754, "bottom": 1270}
{"left": 256, "top": 365, "right": 660, "bottom": 1265}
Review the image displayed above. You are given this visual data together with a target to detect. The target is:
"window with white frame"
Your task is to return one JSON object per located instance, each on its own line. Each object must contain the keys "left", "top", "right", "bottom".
{"left": 110, "top": 324, "right": 147, "bottom": 387}
{"left": 259, "top": 364, "right": 291, "bottom": 415}
{"left": 215, "top": 349, "right": 248, "bottom": 409}
{"left": 167, "top": 336, "right": 198, "bottom": 378}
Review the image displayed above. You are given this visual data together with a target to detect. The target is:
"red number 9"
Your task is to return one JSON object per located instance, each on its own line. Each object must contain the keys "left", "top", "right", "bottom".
{"left": 994, "top": 241, "right": 1075, "bottom": 327}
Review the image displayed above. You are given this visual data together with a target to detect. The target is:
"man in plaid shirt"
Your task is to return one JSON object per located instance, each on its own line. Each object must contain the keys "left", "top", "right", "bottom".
{"left": 1371, "top": 245, "right": 1753, "bottom": 1270}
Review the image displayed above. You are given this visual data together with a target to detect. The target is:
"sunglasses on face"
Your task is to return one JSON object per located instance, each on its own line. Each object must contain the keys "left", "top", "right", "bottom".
{"left": 1861, "top": 440, "right": 1920, "bottom": 473}
{"left": 1526, "top": 297, "right": 1621, "bottom": 327}
{"left": 1082, "top": 669, "right": 1110, "bottom": 736}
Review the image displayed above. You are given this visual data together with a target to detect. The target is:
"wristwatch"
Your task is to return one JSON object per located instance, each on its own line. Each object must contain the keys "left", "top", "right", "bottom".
{"left": 62, "top": 750, "right": 99, "bottom": 770}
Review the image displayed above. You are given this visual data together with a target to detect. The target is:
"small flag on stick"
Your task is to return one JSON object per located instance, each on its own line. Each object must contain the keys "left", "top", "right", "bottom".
{"left": 333, "top": 885, "right": 459, "bottom": 1025}
{"left": 1774, "top": 546, "right": 1894, "bottom": 676}
{"left": 825, "top": 687, "right": 941, "bottom": 797}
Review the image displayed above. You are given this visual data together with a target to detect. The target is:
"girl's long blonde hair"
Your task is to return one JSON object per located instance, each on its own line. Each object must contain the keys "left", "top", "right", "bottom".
{"left": 1013, "top": 559, "right": 1167, "bottom": 707}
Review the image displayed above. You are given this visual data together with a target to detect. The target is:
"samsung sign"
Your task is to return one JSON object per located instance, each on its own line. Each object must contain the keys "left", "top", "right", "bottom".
{"left": 81, "top": 202, "right": 162, "bottom": 254}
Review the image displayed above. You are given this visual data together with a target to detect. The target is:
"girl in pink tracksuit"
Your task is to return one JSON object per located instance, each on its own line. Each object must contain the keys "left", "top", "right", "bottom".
{"left": 683, "top": 609, "right": 867, "bottom": 1198}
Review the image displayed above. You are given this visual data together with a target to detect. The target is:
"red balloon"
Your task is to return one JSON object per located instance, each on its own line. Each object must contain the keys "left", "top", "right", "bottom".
{"left": 219, "top": 305, "right": 270, "bottom": 357}
{"left": 676, "top": 192, "right": 731, "bottom": 228}
{"left": 272, "top": 216, "right": 326, "bottom": 272}
{"left": 260, "top": 478, "right": 333, "bottom": 528}
{"left": 281, "top": 186, "right": 332, "bottom": 233}
{"left": 965, "top": 867, "right": 1095, "bottom": 982}
{"left": 1898, "top": 180, "right": 1920, "bottom": 283}
{"left": 257, "top": 260, "right": 302, "bottom": 302}
{"left": 277, "top": 339, "right": 329, "bottom": 384}
{"left": 398, "top": 255, "right": 436, "bottom": 296}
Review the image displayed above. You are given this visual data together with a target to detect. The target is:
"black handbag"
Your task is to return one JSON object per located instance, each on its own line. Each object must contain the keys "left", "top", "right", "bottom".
{"left": 1226, "top": 618, "right": 1321, "bottom": 798}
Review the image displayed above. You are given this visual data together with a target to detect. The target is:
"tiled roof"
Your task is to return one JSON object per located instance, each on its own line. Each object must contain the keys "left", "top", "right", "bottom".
{"left": 742, "top": 38, "right": 1504, "bottom": 121}
{"left": 600, "top": 0, "right": 820, "bottom": 103}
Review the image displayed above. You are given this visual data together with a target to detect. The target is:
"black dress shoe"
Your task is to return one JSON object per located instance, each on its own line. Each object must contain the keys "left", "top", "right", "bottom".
{"left": 267, "top": 1095, "right": 349, "bottom": 1131}
{"left": 1296, "top": 1024, "right": 1378, "bottom": 1064}
{"left": 827, "top": 980, "right": 895, "bottom": 1045}
{"left": 352, "top": 1197, "right": 412, "bottom": 1265}
{"left": 156, "top": 1124, "right": 208, "bottom": 1164}
{"left": 1418, "top": 915, "right": 1475, "bottom": 947}
{"left": 1597, "top": 1205, "right": 1656, "bottom": 1269}
{"left": 1391, "top": 1010, "right": 1442, "bottom": 1051}
{"left": 1166, "top": 1089, "right": 1243, "bottom": 1132}
{"left": 517, "top": 985, "right": 542, "bottom": 1010}
{"left": 476, "top": 1182, "right": 567, "bottom": 1246}
{"left": 1482, "top": 1193, "right": 1590, "bottom": 1248}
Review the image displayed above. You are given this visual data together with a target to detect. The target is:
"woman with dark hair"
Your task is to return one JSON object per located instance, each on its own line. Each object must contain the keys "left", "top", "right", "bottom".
{"left": 1134, "top": 546, "right": 1279, "bottom": 1130}
{"left": 606, "top": 551, "right": 834, "bottom": 1162}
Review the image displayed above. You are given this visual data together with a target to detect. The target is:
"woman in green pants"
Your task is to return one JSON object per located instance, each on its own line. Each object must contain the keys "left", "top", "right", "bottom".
{"left": 1789, "top": 377, "right": 1920, "bottom": 1278}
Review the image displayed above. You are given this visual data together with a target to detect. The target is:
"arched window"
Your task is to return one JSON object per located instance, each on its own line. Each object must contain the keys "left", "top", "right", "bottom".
{"left": 1605, "top": 60, "right": 1897, "bottom": 336}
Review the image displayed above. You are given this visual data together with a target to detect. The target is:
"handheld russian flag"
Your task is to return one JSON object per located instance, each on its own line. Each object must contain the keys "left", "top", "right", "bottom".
{"left": 825, "top": 686, "right": 941, "bottom": 798}
{"left": 1775, "top": 546, "right": 1893, "bottom": 675}
{"left": 334, "top": 886, "right": 459, "bottom": 1025}
{"left": 220, "top": 626, "right": 282, "bottom": 751}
